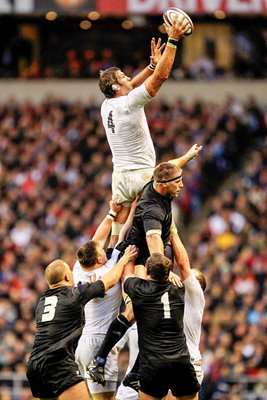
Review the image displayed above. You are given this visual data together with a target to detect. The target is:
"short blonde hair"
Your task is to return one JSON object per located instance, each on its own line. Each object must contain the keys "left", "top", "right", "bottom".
{"left": 45, "top": 259, "right": 68, "bottom": 285}
{"left": 153, "top": 162, "right": 181, "bottom": 183}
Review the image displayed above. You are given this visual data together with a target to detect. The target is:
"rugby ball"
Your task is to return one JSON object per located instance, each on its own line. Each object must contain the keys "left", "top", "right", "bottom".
{"left": 163, "top": 7, "right": 194, "bottom": 36}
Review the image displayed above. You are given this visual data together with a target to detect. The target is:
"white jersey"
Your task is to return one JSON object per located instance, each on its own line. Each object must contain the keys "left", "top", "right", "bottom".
{"left": 73, "top": 248, "right": 122, "bottom": 336}
{"left": 183, "top": 271, "right": 205, "bottom": 363}
{"left": 101, "top": 83, "right": 156, "bottom": 172}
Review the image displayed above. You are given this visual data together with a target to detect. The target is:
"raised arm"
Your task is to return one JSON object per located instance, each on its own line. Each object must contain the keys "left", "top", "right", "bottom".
{"left": 100, "top": 245, "right": 138, "bottom": 291}
{"left": 92, "top": 200, "right": 122, "bottom": 248}
{"left": 117, "top": 196, "right": 140, "bottom": 244}
{"left": 145, "top": 16, "right": 191, "bottom": 97}
{"left": 168, "top": 143, "right": 203, "bottom": 169}
{"left": 170, "top": 223, "right": 191, "bottom": 281}
{"left": 131, "top": 38, "right": 165, "bottom": 88}
{"left": 146, "top": 233, "right": 165, "bottom": 255}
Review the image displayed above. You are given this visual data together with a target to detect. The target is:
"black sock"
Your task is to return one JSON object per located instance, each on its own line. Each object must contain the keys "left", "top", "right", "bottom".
{"left": 97, "top": 314, "right": 132, "bottom": 359}
{"left": 130, "top": 353, "right": 140, "bottom": 374}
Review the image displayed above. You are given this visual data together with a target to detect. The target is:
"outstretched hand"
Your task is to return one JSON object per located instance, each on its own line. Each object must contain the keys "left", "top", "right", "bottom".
{"left": 164, "top": 15, "right": 191, "bottom": 40}
{"left": 150, "top": 37, "right": 165, "bottom": 66}
{"left": 186, "top": 143, "right": 203, "bottom": 161}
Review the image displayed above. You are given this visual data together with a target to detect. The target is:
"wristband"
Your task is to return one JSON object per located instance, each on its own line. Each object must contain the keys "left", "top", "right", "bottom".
{"left": 168, "top": 38, "right": 178, "bottom": 45}
{"left": 167, "top": 38, "right": 178, "bottom": 49}
{"left": 170, "top": 226, "right": 178, "bottom": 236}
{"left": 148, "top": 63, "right": 156, "bottom": 71}
{"left": 107, "top": 210, "right": 117, "bottom": 220}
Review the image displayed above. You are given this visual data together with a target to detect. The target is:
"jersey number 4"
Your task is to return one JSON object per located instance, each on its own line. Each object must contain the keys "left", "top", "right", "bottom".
{"left": 161, "top": 292, "right": 171, "bottom": 319}
{"left": 41, "top": 296, "right": 58, "bottom": 322}
{"left": 107, "top": 111, "right": 115, "bottom": 133}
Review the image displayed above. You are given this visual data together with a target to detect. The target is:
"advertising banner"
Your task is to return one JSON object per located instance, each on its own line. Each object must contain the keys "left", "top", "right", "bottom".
{"left": 97, "top": 0, "right": 267, "bottom": 15}
{"left": 0, "top": 0, "right": 266, "bottom": 14}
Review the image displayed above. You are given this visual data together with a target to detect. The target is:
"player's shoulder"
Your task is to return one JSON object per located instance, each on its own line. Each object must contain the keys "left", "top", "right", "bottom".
{"left": 139, "top": 182, "right": 161, "bottom": 204}
{"left": 124, "top": 276, "right": 146, "bottom": 290}
{"left": 126, "top": 277, "right": 153, "bottom": 295}
{"left": 184, "top": 271, "right": 198, "bottom": 287}
{"left": 106, "top": 248, "right": 120, "bottom": 266}
{"left": 127, "top": 83, "right": 152, "bottom": 106}
{"left": 184, "top": 271, "right": 204, "bottom": 296}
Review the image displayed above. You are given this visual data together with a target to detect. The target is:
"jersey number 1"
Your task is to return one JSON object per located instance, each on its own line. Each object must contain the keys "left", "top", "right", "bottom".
{"left": 41, "top": 296, "right": 58, "bottom": 322}
{"left": 161, "top": 292, "right": 171, "bottom": 318}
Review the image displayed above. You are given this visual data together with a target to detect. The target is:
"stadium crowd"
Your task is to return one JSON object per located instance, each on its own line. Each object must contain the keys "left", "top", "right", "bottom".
{"left": 1, "top": 23, "right": 267, "bottom": 80}
{"left": 0, "top": 93, "right": 266, "bottom": 399}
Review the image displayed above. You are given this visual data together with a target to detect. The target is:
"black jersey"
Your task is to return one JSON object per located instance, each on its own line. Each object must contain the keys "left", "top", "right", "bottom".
{"left": 117, "top": 181, "right": 172, "bottom": 264}
{"left": 124, "top": 277, "right": 189, "bottom": 362}
{"left": 29, "top": 281, "right": 105, "bottom": 361}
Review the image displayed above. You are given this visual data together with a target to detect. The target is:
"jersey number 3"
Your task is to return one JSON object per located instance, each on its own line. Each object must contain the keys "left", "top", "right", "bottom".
{"left": 161, "top": 292, "right": 171, "bottom": 319}
{"left": 41, "top": 296, "right": 58, "bottom": 322}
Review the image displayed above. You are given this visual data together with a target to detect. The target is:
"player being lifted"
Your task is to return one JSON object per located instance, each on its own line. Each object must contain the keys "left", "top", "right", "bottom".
{"left": 98, "top": 14, "right": 193, "bottom": 247}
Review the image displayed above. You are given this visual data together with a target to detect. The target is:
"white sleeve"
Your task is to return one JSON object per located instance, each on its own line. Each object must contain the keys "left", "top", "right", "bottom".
{"left": 73, "top": 260, "right": 82, "bottom": 284}
{"left": 126, "top": 83, "right": 152, "bottom": 111}
{"left": 183, "top": 271, "right": 205, "bottom": 309}
{"left": 106, "top": 248, "right": 120, "bottom": 269}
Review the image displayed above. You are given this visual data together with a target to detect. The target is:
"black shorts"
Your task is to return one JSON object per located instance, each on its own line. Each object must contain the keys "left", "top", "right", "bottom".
{"left": 26, "top": 351, "right": 84, "bottom": 398}
{"left": 139, "top": 358, "right": 200, "bottom": 398}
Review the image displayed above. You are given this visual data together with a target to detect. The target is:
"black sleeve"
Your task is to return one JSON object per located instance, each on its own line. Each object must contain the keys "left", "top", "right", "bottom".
{"left": 142, "top": 205, "right": 164, "bottom": 233}
{"left": 77, "top": 280, "right": 105, "bottom": 305}
{"left": 124, "top": 277, "right": 140, "bottom": 298}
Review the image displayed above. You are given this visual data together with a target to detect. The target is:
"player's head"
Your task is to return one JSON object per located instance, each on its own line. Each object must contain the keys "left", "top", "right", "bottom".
{"left": 153, "top": 162, "right": 183, "bottom": 199}
{"left": 192, "top": 268, "right": 207, "bottom": 291}
{"left": 45, "top": 259, "right": 74, "bottom": 287}
{"left": 99, "top": 67, "right": 121, "bottom": 98}
{"left": 145, "top": 253, "right": 173, "bottom": 281}
{"left": 77, "top": 240, "right": 107, "bottom": 268}
{"left": 99, "top": 67, "right": 132, "bottom": 98}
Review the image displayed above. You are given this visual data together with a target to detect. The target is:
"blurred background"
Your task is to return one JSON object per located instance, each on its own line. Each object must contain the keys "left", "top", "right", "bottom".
{"left": 0, "top": 1, "right": 266, "bottom": 399}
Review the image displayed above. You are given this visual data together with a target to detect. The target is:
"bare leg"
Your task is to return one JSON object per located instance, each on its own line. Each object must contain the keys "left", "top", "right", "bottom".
{"left": 109, "top": 197, "right": 140, "bottom": 249}
{"left": 174, "top": 394, "right": 198, "bottom": 400}
{"left": 91, "top": 392, "right": 115, "bottom": 400}
{"left": 164, "top": 392, "right": 175, "bottom": 400}
{"left": 57, "top": 380, "right": 91, "bottom": 400}
{"left": 139, "top": 390, "right": 162, "bottom": 400}
{"left": 122, "top": 299, "right": 135, "bottom": 323}
{"left": 109, "top": 206, "right": 131, "bottom": 247}
{"left": 146, "top": 392, "right": 198, "bottom": 400}
{"left": 115, "top": 205, "right": 130, "bottom": 224}
{"left": 40, "top": 398, "right": 57, "bottom": 400}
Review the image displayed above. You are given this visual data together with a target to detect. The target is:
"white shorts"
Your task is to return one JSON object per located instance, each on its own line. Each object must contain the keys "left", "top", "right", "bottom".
{"left": 116, "top": 383, "right": 139, "bottom": 400}
{"left": 112, "top": 168, "right": 154, "bottom": 206}
{"left": 75, "top": 335, "right": 118, "bottom": 394}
